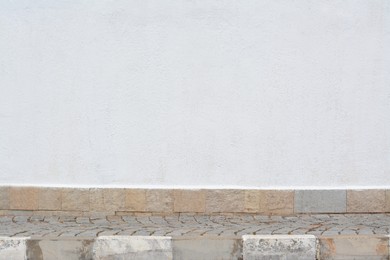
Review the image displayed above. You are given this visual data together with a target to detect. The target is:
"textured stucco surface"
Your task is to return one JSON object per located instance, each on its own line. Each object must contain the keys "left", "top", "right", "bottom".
{"left": 0, "top": 0, "right": 389, "bottom": 188}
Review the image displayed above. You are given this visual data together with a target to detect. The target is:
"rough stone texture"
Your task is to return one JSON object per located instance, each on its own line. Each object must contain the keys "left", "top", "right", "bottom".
{"left": 385, "top": 190, "right": 390, "bottom": 212}
{"left": 319, "top": 236, "right": 389, "bottom": 259}
{"left": 62, "top": 189, "right": 89, "bottom": 211}
{"left": 0, "top": 187, "right": 9, "bottom": 210}
{"left": 259, "top": 190, "right": 294, "bottom": 215}
{"left": 243, "top": 235, "right": 317, "bottom": 260}
{"left": 89, "top": 189, "right": 106, "bottom": 212}
{"left": 205, "top": 190, "right": 245, "bottom": 213}
{"left": 146, "top": 190, "right": 174, "bottom": 213}
{"left": 173, "top": 190, "right": 205, "bottom": 213}
{"left": 244, "top": 190, "right": 260, "bottom": 213}
{"left": 172, "top": 238, "right": 242, "bottom": 260}
{"left": 0, "top": 237, "right": 28, "bottom": 260}
{"left": 347, "top": 190, "right": 386, "bottom": 213}
{"left": 9, "top": 187, "right": 39, "bottom": 210}
{"left": 295, "top": 190, "right": 346, "bottom": 213}
{"left": 103, "top": 189, "right": 125, "bottom": 212}
{"left": 93, "top": 236, "right": 172, "bottom": 260}
{"left": 38, "top": 188, "right": 62, "bottom": 210}
{"left": 26, "top": 239, "right": 93, "bottom": 260}
{"left": 125, "top": 189, "right": 146, "bottom": 212}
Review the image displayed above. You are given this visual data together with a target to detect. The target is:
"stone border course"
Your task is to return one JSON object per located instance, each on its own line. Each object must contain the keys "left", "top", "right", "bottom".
{"left": 1, "top": 187, "right": 390, "bottom": 215}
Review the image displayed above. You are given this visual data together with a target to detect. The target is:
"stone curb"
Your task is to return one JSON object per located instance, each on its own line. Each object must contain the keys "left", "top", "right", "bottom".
{"left": 1, "top": 235, "right": 389, "bottom": 259}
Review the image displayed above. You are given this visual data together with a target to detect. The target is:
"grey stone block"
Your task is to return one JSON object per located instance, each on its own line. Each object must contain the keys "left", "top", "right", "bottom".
{"left": 172, "top": 237, "right": 242, "bottom": 260}
{"left": 26, "top": 239, "right": 93, "bottom": 260}
{"left": 0, "top": 237, "right": 28, "bottom": 260}
{"left": 243, "top": 235, "right": 317, "bottom": 260}
{"left": 93, "top": 236, "right": 172, "bottom": 260}
{"left": 294, "top": 190, "right": 346, "bottom": 213}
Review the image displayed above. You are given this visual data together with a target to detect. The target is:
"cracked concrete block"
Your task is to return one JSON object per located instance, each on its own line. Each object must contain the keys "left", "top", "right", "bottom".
{"left": 243, "top": 235, "right": 317, "bottom": 260}
{"left": 26, "top": 239, "right": 93, "bottom": 260}
{"left": 93, "top": 236, "right": 172, "bottom": 260}
{"left": 347, "top": 190, "right": 386, "bottom": 213}
{"left": 295, "top": 190, "right": 346, "bottom": 213}
{"left": 172, "top": 238, "right": 242, "bottom": 260}
{"left": 319, "top": 235, "right": 389, "bottom": 259}
{"left": 0, "top": 237, "right": 28, "bottom": 260}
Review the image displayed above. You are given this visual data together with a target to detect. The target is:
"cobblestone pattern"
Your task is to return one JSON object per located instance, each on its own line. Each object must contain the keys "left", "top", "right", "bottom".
{"left": 0, "top": 214, "right": 389, "bottom": 238}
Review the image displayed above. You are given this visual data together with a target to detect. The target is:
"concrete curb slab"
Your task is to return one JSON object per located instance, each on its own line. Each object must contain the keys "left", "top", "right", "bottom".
{"left": 0, "top": 237, "right": 29, "bottom": 260}
{"left": 93, "top": 236, "right": 173, "bottom": 260}
{"left": 243, "top": 235, "right": 317, "bottom": 260}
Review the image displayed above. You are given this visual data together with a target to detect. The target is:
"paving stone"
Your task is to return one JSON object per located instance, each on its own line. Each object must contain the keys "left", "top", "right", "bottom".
{"left": 243, "top": 235, "right": 317, "bottom": 260}
{"left": 0, "top": 237, "right": 28, "bottom": 259}
{"left": 93, "top": 236, "right": 172, "bottom": 260}
{"left": 295, "top": 190, "right": 346, "bottom": 213}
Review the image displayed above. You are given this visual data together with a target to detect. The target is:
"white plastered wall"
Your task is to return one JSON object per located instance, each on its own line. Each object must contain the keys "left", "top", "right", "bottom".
{"left": 0, "top": 0, "right": 389, "bottom": 188}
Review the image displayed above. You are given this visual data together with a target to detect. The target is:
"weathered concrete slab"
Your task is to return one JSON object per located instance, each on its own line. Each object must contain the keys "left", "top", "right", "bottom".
{"left": 172, "top": 237, "right": 242, "bottom": 260}
{"left": 319, "top": 235, "right": 389, "bottom": 260}
{"left": 93, "top": 236, "right": 172, "bottom": 260}
{"left": 294, "top": 190, "right": 346, "bottom": 213}
{"left": 26, "top": 239, "right": 93, "bottom": 260}
{"left": 243, "top": 235, "right": 317, "bottom": 260}
{"left": 0, "top": 237, "right": 28, "bottom": 260}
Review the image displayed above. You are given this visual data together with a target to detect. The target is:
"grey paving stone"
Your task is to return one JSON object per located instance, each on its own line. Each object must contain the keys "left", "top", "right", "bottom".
{"left": 295, "top": 190, "right": 346, "bottom": 213}
{"left": 172, "top": 238, "right": 242, "bottom": 260}
{"left": 243, "top": 235, "right": 317, "bottom": 260}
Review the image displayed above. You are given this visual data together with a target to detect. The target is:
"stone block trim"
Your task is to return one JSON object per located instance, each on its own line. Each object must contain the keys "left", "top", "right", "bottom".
{"left": 1, "top": 187, "right": 390, "bottom": 215}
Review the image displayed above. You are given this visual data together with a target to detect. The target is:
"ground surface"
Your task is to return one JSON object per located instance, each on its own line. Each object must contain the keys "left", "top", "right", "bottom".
{"left": 1, "top": 213, "right": 389, "bottom": 238}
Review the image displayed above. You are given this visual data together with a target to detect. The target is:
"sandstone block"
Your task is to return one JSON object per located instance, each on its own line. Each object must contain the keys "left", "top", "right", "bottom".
{"left": 0, "top": 187, "right": 9, "bottom": 210}
{"left": 38, "top": 188, "right": 62, "bottom": 210}
{"left": 146, "top": 190, "right": 173, "bottom": 213}
{"left": 103, "top": 188, "right": 125, "bottom": 212}
{"left": 385, "top": 190, "right": 390, "bottom": 212}
{"left": 319, "top": 235, "right": 389, "bottom": 259}
{"left": 9, "top": 187, "right": 39, "bottom": 210}
{"left": 258, "top": 190, "right": 294, "bottom": 215}
{"left": 174, "top": 190, "right": 205, "bottom": 213}
{"left": 206, "top": 190, "right": 244, "bottom": 213}
{"left": 89, "top": 189, "right": 106, "bottom": 212}
{"left": 347, "top": 190, "right": 386, "bottom": 213}
{"left": 125, "top": 189, "right": 146, "bottom": 212}
{"left": 62, "top": 188, "right": 89, "bottom": 211}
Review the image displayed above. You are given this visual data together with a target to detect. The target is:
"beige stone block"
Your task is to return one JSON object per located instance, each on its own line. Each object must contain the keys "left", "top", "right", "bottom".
{"left": 0, "top": 187, "right": 10, "bottom": 209}
{"left": 103, "top": 188, "right": 125, "bottom": 211}
{"left": 125, "top": 189, "right": 146, "bottom": 212}
{"left": 385, "top": 190, "right": 390, "bottom": 212}
{"left": 244, "top": 190, "right": 260, "bottom": 213}
{"left": 9, "top": 187, "right": 39, "bottom": 210}
{"left": 347, "top": 190, "right": 386, "bottom": 213}
{"left": 146, "top": 189, "right": 174, "bottom": 213}
{"left": 38, "top": 188, "right": 62, "bottom": 210}
{"left": 259, "top": 190, "right": 294, "bottom": 215}
{"left": 174, "top": 190, "right": 205, "bottom": 213}
{"left": 89, "top": 188, "right": 106, "bottom": 212}
{"left": 62, "top": 188, "right": 89, "bottom": 211}
{"left": 205, "top": 190, "right": 245, "bottom": 213}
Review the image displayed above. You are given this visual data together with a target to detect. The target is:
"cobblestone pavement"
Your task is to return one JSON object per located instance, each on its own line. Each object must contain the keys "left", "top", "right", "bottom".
{"left": 0, "top": 214, "right": 389, "bottom": 238}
